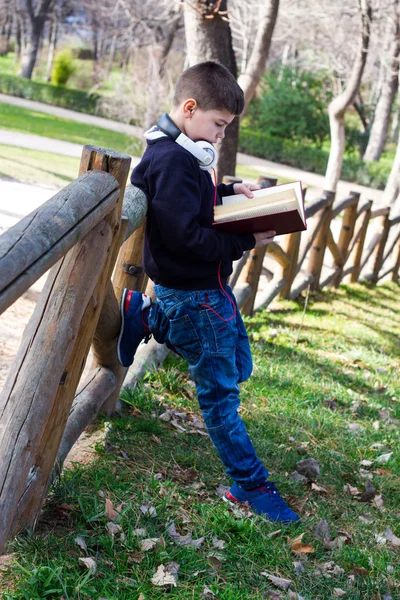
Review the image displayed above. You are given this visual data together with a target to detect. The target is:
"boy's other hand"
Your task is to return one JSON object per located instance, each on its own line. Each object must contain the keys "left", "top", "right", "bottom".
{"left": 233, "top": 182, "right": 260, "bottom": 198}
{"left": 253, "top": 231, "right": 276, "bottom": 247}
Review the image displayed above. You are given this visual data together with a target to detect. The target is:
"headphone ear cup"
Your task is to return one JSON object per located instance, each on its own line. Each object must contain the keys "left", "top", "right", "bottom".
{"left": 195, "top": 141, "right": 218, "bottom": 170}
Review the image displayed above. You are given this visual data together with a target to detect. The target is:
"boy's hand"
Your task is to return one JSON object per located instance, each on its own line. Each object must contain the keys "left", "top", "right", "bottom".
{"left": 233, "top": 182, "right": 260, "bottom": 198}
{"left": 253, "top": 231, "right": 276, "bottom": 247}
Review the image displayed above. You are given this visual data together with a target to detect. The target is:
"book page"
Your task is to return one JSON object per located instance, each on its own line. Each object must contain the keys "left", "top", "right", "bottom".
{"left": 218, "top": 181, "right": 305, "bottom": 224}
{"left": 214, "top": 200, "right": 298, "bottom": 222}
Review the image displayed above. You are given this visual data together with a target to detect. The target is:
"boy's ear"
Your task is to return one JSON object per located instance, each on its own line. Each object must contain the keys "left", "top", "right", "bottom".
{"left": 183, "top": 98, "right": 197, "bottom": 117}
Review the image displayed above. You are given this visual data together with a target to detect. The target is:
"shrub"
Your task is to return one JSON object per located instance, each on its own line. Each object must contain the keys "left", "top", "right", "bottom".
{"left": 51, "top": 49, "right": 75, "bottom": 86}
{"left": 0, "top": 73, "right": 100, "bottom": 114}
{"left": 239, "top": 128, "right": 390, "bottom": 189}
{"left": 246, "top": 67, "right": 332, "bottom": 147}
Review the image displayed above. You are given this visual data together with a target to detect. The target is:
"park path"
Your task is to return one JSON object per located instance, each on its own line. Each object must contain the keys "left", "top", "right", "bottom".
{"left": 0, "top": 93, "right": 385, "bottom": 204}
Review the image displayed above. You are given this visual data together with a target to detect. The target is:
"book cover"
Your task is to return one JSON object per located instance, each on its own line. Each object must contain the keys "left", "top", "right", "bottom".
{"left": 212, "top": 181, "right": 307, "bottom": 236}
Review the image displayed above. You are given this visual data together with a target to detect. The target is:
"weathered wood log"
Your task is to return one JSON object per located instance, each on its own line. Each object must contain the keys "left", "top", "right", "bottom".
{"left": 327, "top": 229, "right": 345, "bottom": 266}
{"left": 258, "top": 175, "right": 277, "bottom": 187}
{"left": 0, "top": 171, "right": 120, "bottom": 316}
{"left": 124, "top": 339, "right": 170, "bottom": 390}
{"left": 305, "top": 191, "right": 335, "bottom": 290}
{"left": 305, "top": 194, "right": 331, "bottom": 219}
{"left": 265, "top": 241, "right": 291, "bottom": 268}
{"left": 254, "top": 276, "right": 286, "bottom": 311}
{"left": 12, "top": 146, "right": 131, "bottom": 535}
{"left": 279, "top": 231, "right": 302, "bottom": 299}
{"left": 50, "top": 367, "right": 116, "bottom": 485}
{"left": 238, "top": 246, "right": 268, "bottom": 315}
{"left": 235, "top": 282, "right": 252, "bottom": 309}
{"left": 229, "top": 250, "right": 250, "bottom": 289}
{"left": 344, "top": 200, "right": 373, "bottom": 283}
{"left": 363, "top": 212, "right": 391, "bottom": 283}
{"left": 289, "top": 273, "right": 314, "bottom": 300}
{"left": 391, "top": 238, "right": 400, "bottom": 281}
{"left": 370, "top": 206, "right": 390, "bottom": 219}
{"left": 320, "top": 264, "right": 342, "bottom": 289}
{"left": 296, "top": 217, "right": 326, "bottom": 275}
{"left": 331, "top": 192, "right": 360, "bottom": 286}
{"left": 121, "top": 184, "right": 148, "bottom": 242}
{"left": 0, "top": 218, "right": 113, "bottom": 553}
{"left": 331, "top": 192, "right": 359, "bottom": 219}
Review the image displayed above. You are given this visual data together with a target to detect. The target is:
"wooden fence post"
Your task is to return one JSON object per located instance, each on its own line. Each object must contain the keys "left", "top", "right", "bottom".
{"left": 392, "top": 238, "right": 400, "bottom": 282}
{"left": 367, "top": 212, "right": 391, "bottom": 284}
{"left": 344, "top": 200, "right": 373, "bottom": 283}
{"left": 305, "top": 191, "right": 335, "bottom": 290}
{"left": 238, "top": 245, "right": 268, "bottom": 316}
{"left": 278, "top": 232, "right": 302, "bottom": 299}
{"left": 331, "top": 192, "right": 360, "bottom": 287}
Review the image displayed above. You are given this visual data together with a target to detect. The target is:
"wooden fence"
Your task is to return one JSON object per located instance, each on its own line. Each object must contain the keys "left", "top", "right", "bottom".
{"left": 0, "top": 145, "right": 399, "bottom": 554}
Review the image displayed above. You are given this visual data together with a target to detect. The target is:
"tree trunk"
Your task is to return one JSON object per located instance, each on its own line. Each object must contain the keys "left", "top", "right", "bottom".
{"left": 45, "top": 18, "right": 58, "bottom": 82}
{"left": 384, "top": 133, "right": 400, "bottom": 207}
{"left": 184, "top": 0, "right": 239, "bottom": 180}
{"left": 237, "top": 0, "right": 280, "bottom": 115}
{"left": 363, "top": 1, "right": 400, "bottom": 162}
{"left": 324, "top": 0, "right": 372, "bottom": 192}
{"left": 18, "top": 0, "right": 54, "bottom": 79}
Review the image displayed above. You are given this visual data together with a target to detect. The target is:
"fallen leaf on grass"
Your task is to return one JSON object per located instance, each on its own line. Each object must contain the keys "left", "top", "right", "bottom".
{"left": 375, "top": 534, "right": 387, "bottom": 545}
{"left": 171, "top": 465, "right": 199, "bottom": 484}
{"left": 151, "top": 562, "right": 179, "bottom": 587}
{"left": 133, "top": 528, "right": 147, "bottom": 537}
{"left": 261, "top": 572, "right": 292, "bottom": 590}
{"left": 384, "top": 527, "right": 400, "bottom": 547}
{"left": 151, "top": 434, "right": 162, "bottom": 445}
{"left": 295, "top": 458, "right": 320, "bottom": 480}
{"left": 141, "top": 538, "right": 161, "bottom": 551}
{"left": 293, "top": 561, "right": 305, "bottom": 576}
{"left": 344, "top": 483, "right": 360, "bottom": 497}
{"left": 360, "top": 459, "right": 373, "bottom": 467}
{"left": 212, "top": 536, "right": 225, "bottom": 549}
{"left": 286, "top": 495, "right": 308, "bottom": 513}
{"left": 373, "top": 494, "right": 384, "bottom": 510}
{"left": 202, "top": 586, "right": 216, "bottom": 598}
{"left": 359, "top": 514, "right": 373, "bottom": 524}
{"left": 140, "top": 502, "right": 157, "bottom": 517}
{"left": 267, "top": 529, "right": 282, "bottom": 539}
{"left": 79, "top": 557, "right": 97, "bottom": 573}
{"left": 319, "top": 561, "right": 345, "bottom": 576}
{"left": 376, "top": 452, "right": 393, "bottom": 464}
{"left": 352, "top": 566, "right": 368, "bottom": 576}
{"left": 138, "top": 595, "right": 145, "bottom": 600}
{"left": 107, "top": 522, "right": 122, "bottom": 538}
{"left": 333, "top": 588, "right": 347, "bottom": 597}
{"left": 313, "top": 519, "right": 347, "bottom": 550}
{"left": 359, "top": 480, "right": 377, "bottom": 502}
{"left": 287, "top": 533, "right": 315, "bottom": 554}
{"left": 74, "top": 536, "right": 87, "bottom": 552}
{"left": 167, "top": 522, "right": 204, "bottom": 548}
{"left": 128, "top": 551, "right": 145, "bottom": 563}
{"left": 311, "top": 482, "right": 328, "bottom": 494}
{"left": 105, "top": 499, "right": 119, "bottom": 521}
{"left": 216, "top": 484, "right": 230, "bottom": 497}
{"left": 266, "top": 591, "right": 284, "bottom": 599}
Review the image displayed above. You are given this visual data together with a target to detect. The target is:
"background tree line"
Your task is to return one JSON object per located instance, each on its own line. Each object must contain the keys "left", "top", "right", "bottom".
{"left": 0, "top": 0, "right": 400, "bottom": 210}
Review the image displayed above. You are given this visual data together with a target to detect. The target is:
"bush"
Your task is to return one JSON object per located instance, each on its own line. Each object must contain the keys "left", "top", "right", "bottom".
{"left": 51, "top": 49, "right": 75, "bottom": 86}
{"left": 0, "top": 73, "right": 100, "bottom": 114}
{"left": 246, "top": 67, "right": 332, "bottom": 147}
{"left": 239, "top": 128, "right": 390, "bottom": 189}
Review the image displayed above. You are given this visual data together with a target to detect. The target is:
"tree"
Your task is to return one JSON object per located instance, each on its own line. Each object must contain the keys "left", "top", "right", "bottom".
{"left": 18, "top": 0, "right": 56, "bottom": 79}
{"left": 324, "top": 0, "right": 372, "bottom": 192}
{"left": 363, "top": 0, "right": 400, "bottom": 162}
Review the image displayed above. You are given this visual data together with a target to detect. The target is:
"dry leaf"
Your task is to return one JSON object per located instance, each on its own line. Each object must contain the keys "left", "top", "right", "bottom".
{"left": 344, "top": 483, "right": 360, "bottom": 496}
{"left": 333, "top": 588, "right": 346, "bottom": 597}
{"left": 352, "top": 566, "right": 368, "bottom": 576}
{"left": 133, "top": 528, "right": 147, "bottom": 537}
{"left": 375, "top": 534, "right": 387, "bottom": 545}
{"left": 267, "top": 529, "right": 282, "bottom": 539}
{"left": 311, "top": 482, "right": 328, "bottom": 494}
{"left": 107, "top": 522, "right": 122, "bottom": 537}
{"left": 202, "top": 586, "right": 216, "bottom": 598}
{"left": 0, "top": 553, "right": 17, "bottom": 571}
{"left": 79, "top": 557, "right": 97, "bottom": 573}
{"left": 359, "top": 480, "right": 377, "bottom": 502}
{"left": 384, "top": 527, "right": 400, "bottom": 547}
{"left": 216, "top": 484, "right": 230, "bottom": 497}
{"left": 138, "top": 595, "right": 145, "bottom": 600}
{"left": 261, "top": 572, "right": 292, "bottom": 590}
{"left": 151, "top": 562, "right": 179, "bottom": 587}
{"left": 287, "top": 533, "right": 315, "bottom": 554}
{"left": 360, "top": 459, "right": 373, "bottom": 467}
{"left": 140, "top": 502, "right": 157, "bottom": 517}
{"left": 74, "top": 536, "right": 87, "bottom": 552}
{"left": 373, "top": 494, "right": 384, "bottom": 510}
{"left": 296, "top": 457, "right": 320, "bottom": 480}
{"left": 376, "top": 452, "right": 393, "bottom": 464}
{"left": 266, "top": 591, "right": 284, "bottom": 599}
{"left": 167, "top": 522, "right": 204, "bottom": 548}
{"left": 128, "top": 551, "right": 145, "bottom": 564}
{"left": 151, "top": 434, "right": 162, "bottom": 445}
{"left": 212, "top": 536, "right": 225, "bottom": 549}
{"left": 293, "top": 561, "right": 305, "bottom": 577}
{"left": 105, "top": 498, "right": 118, "bottom": 521}
{"left": 141, "top": 538, "right": 160, "bottom": 551}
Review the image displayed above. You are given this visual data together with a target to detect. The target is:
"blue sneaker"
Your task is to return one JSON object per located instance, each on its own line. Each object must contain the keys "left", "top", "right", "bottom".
{"left": 117, "top": 289, "right": 152, "bottom": 367}
{"left": 224, "top": 481, "right": 300, "bottom": 524}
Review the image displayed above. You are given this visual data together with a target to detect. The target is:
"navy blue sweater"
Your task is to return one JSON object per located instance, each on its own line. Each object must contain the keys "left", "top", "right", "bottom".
{"left": 131, "top": 136, "right": 255, "bottom": 290}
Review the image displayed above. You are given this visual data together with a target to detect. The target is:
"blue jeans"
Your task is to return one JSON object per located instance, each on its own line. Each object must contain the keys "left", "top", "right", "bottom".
{"left": 148, "top": 284, "right": 269, "bottom": 489}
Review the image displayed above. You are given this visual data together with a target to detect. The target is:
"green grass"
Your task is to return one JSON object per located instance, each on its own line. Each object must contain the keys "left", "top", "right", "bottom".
{"left": 1, "top": 282, "right": 400, "bottom": 599}
{"left": 0, "top": 144, "right": 80, "bottom": 187}
{"left": 0, "top": 103, "right": 142, "bottom": 155}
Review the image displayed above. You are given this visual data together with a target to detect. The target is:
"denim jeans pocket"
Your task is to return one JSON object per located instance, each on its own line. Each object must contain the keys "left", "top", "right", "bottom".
{"left": 169, "top": 314, "right": 203, "bottom": 363}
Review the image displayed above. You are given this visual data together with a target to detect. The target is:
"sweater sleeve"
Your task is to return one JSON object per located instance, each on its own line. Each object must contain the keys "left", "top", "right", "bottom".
{"left": 147, "top": 161, "right": 255, "bottom": 262}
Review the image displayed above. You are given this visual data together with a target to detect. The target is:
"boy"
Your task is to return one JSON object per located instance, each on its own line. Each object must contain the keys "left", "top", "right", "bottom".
{"left": 117, "top": 61, "right": 300, "bottom": 524}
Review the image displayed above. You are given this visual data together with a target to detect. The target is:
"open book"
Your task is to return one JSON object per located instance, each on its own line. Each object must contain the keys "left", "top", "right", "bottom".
{"left": 213, "top": 180, "right": 306, "bottom": 236}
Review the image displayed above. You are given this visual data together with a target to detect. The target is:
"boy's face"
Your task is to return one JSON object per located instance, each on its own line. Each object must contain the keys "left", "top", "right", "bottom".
{"left": 184, "top": 107, "right": 236, "bottom": 144}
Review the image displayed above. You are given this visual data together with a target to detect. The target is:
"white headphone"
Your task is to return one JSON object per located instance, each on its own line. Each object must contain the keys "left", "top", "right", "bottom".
{"left": 157, "top": 113, "right": 218, "bottom": 171}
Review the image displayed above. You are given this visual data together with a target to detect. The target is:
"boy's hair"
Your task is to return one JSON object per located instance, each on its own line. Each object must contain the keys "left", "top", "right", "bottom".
{"left": 173, "top": 61, "right": 244, "bottom": 115}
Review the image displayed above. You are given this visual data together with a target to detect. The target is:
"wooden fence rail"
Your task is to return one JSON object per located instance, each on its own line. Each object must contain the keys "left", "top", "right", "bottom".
{"left": 0, "top": 149, "right": 399, "bottom": 555}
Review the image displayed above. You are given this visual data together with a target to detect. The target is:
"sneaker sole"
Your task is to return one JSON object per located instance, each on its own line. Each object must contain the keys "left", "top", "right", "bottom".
{"left": 223, "top": 493, "right": 300, "bottom": 524}
{"left": 117, "top": 288, "right": 128, "bottom": 367}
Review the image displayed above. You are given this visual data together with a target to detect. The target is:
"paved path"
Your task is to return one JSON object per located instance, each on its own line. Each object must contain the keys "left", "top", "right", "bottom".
{"left": 0, "top": 93, "right": 142, "bottom": 137}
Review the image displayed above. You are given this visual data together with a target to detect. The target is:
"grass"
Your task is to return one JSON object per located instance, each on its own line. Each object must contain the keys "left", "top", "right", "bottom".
{"left": 0, "top": 144, "right": 80, "bottom": 187}
{"left": 0, "top": 103, "right": 142, "bottom": 155}
{"left": 1, "top": 282, "right": 400, "bottom": 599}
